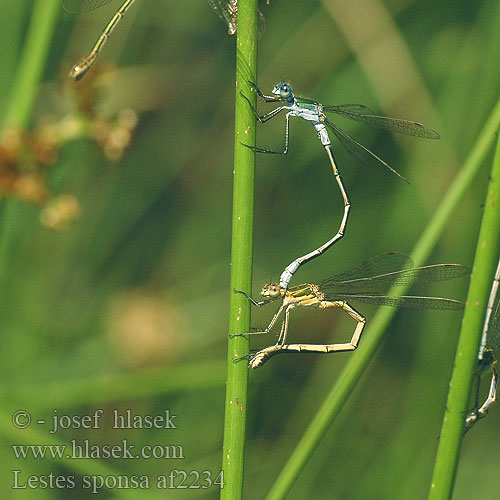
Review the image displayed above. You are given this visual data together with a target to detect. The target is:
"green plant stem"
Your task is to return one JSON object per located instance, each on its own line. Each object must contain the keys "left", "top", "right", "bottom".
{"left": 221, "top": 1, "right": 258, "bottom": 498}
{"left": 264, "top": 97, "right": 500, "bottom": 500}
{"left": 2, "top": 0, "right": 60, "bottom": 132}
{"left": 428, "top": 123, "right": 500, "bottom": 499}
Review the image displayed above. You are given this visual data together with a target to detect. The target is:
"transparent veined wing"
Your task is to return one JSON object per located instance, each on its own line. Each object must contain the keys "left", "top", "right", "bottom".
{"left": 320, "top": 252, "right": 413, "bottom": 284}
{"left": 320, "top": 259, "right": 468, "bottom": 296}
{"left": 322, "top": 104, "right": 440, "bottom": 139}
{"left": 323, "top": 103, "right": 376, "bottom": 115}
{"left": 323, "top": 116, "right": 408, "bottom": 182}
{"left": 62, "top": 0, "right": 115, "bottom": 13}
{"left": 329, "top": 294, "right": 464, "bottom": 310}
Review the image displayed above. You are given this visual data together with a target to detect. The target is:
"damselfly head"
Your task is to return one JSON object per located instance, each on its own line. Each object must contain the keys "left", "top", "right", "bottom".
{"left": 272, "top": 81, "right": 293, "bottom": 100}
{"left": 260, "top": 282, "right": 281, "bottom": 298}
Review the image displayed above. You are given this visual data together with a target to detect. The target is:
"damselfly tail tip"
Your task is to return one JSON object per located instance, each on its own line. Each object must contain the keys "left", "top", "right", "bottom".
{"left": 249, "top": 345, "right": 282, "bottom": 368}
{"left": 464, "top": 411, "right": 480, "bottom": 432}
{"left": 68, "top": 58, "right": 94, "bottom": 81}
{"left": 249, "top": 356, "right": 265, "bottom": 369}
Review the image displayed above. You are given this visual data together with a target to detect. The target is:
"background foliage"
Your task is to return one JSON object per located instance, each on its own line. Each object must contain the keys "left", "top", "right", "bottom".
{"left": 0, "top": 0, "right": 499, "bottom": 498}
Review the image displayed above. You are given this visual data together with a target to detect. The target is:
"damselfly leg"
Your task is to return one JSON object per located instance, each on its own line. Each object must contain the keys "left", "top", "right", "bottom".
{"left": 465, "top": 256, "right": 500, "bottom": 430}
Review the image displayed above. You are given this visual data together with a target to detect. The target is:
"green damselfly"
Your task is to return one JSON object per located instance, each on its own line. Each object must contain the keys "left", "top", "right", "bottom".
{"left": 241, "top": 81, "right": 440, "bottom": 291}
{"left": 465, "top": 256, "right": 500, "bottom": 430}
{"left": 63, "top": 0, "right": 268, "bottom": 80}
{"left": 232, "top": 253, "right": 467, "bottom": 368}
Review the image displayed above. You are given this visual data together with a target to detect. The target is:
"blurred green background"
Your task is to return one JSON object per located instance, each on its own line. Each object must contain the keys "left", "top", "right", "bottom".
{"left": 0, "top": 0, "right": 499, "bottom": 498}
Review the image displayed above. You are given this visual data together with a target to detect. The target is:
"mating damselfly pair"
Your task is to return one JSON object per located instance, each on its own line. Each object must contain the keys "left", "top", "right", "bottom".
{"left": 231, "top": 82, "right": 466, "bottom": 370}
{"left": 63, "top": 0, "right": 269, "bottom": 80}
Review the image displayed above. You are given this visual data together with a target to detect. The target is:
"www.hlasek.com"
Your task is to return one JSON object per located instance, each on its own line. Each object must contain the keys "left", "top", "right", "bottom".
{"left": 12, "top": 439, "right": 185, "bottom": 460}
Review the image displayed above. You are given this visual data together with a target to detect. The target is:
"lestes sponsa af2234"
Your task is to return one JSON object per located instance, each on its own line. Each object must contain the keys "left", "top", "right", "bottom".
{"left": 63, "top": 0, "right": 268, "bottom": 80}
{"left": 241, "top": 81, "right": 440, "bottom": 291}
{"left": 232, "top": 253, "right": 467, "bottom": 368}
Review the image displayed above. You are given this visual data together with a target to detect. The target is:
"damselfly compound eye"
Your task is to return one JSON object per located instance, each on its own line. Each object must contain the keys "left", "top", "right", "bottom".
{"left": 280, "top": 84, "right": 291, "bottom": 98}
{"left": 260, "top": 282, "right": 281, "bottom": 298}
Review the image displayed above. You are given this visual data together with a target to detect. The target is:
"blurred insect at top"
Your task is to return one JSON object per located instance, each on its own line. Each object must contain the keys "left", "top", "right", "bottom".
{"left": 63, "top": 0, "right": 270, "bottom": 80}
{"left": 208, "top": 0, "right": 268, "bottom": 36}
